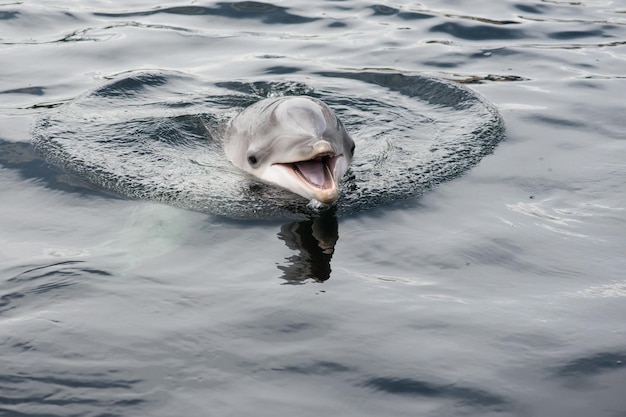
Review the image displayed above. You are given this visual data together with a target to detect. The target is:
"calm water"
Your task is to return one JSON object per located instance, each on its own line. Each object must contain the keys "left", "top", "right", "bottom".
{"left": 1, "top": 1, "right": 625, "bottom": 416}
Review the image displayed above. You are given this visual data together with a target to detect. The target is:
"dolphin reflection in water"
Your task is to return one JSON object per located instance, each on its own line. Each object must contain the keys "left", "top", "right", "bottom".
{"left": 277, "top": 212, "right": 339, "bottom": 284}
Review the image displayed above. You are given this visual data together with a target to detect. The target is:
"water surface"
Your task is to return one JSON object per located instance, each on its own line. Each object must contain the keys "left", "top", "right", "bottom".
{"left": 1, "top": 1, "right": 625, "bottom": 416}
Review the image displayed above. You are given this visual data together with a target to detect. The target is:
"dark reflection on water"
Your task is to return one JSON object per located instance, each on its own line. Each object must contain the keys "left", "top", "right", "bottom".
{"left": 277, "top": 212, "right": 339, "bottom": 284}
{"left": 264, "top": 65, "right": 302, "bottom": 75}
{"left": 0, "top": 260, "right": 112, "bottom": 315}
{"left": 0, "top": 372, "right": 144, "bottom": 410}
{"left": 547, "top": 30, "right": 607, "bottom": 40}
{"left": 274, "top": 360, "right": 353, "bottom": 375}
{"left": 97, "top": 72, "right": 170, "bottom": 97}
{"left": 430, "top": 22, "right": 527, "bottom": 40}
{"left": 94, "top": 2, "right": 318, "bottom": 25}
{"left": 514, "top": 3, "right": 548, "bottom": 14}
{"left": 369, "top": 5, "right": 433, "bottom": 20}
{"left": 0, "top": 139, "right": 113, "bottom": 196}
{"left": 361, "top": 377, "right": 511, "bottom": 408}
{"left": 552, "top": 351, "right": 626, "bottom": 385}
{"left": 0, "top": 10, "right": 19, "bottom": 20}
{"left": 0, "top": 86, "right": 45, "bottom": 96}
{"left": 0, "top": 372, "right": 140, "bottom": 390}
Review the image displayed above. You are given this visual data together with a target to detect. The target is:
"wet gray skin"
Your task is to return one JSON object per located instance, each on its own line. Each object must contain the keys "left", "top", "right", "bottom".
{"left": 224, "top": 96, "right": 355, "bottom": 205}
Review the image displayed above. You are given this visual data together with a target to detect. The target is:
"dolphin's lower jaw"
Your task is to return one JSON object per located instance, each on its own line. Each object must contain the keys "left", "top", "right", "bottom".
{"left": 263, "top": 155, "right": 345, "bottom": 204}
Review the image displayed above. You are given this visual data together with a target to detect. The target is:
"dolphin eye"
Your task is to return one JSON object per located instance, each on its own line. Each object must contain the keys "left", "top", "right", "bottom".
{"left": 247, "top": 154, "right": 258, "bottom": 166}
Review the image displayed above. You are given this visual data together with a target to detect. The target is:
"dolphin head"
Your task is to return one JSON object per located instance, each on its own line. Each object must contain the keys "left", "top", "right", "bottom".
{"left": 225, "top": 96, "right": 355, "bottom": 204}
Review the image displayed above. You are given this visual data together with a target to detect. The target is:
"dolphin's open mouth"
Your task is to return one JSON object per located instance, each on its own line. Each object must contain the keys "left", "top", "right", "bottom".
{"left": 268, "top": 146, "right": 344, "bottom": 204}
{"left": 267, "top": 154, "right": 342, "bottom": 204}
{"left": 290, "top": 155, "right": 336, "bottom": 190}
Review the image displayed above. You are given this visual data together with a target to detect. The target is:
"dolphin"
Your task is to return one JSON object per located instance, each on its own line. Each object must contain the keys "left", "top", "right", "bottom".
{"left": 224, "top": 96, "right": 355, "bottom": 204}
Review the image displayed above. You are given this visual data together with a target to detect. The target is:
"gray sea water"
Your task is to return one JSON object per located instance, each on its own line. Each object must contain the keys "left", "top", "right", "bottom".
{"left": 1, "top": 1, "right": 625, "bottom": 416}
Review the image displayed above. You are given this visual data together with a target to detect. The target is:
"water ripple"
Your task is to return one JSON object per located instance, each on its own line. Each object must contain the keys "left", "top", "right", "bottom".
{"left": 0, "top": 370, "right": 144, "bottom": 416}
{"left": 369, "top": 5, "right": 434, "bottom": 20}
{"left": 551, "top": 351, "right": 626, "bottom": 388}
{"left": 93, "top": 2, "right": 319, "bottom": 25}
{"left": 360, "top": 376, "right": 512, "bottom": 409}
{"left": 0, "top": 261, "right": 111, "bottom": 315}
{"left": 430, "top": 22, "right": 529, "bottom": 40}
{"left": 0, "top": 10, "right": 19, "bottom": 20}
{"left": 32, "top": 69, "right": 504, "bottom": 219}
{"left": 273, "top": 361, "right": 353, "bottom": 375}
